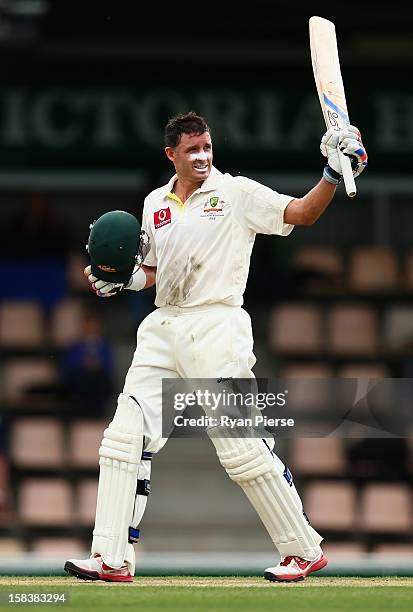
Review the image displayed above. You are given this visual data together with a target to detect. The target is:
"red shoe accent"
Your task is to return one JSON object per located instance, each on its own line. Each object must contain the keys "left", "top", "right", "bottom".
{"left": 97, "top": 571, "right": 133, "bottom": 583}
{"left": 264, "top": 553, "right": 328, "bottom": 583}
{"left": 102, "top": 563, "right": 115, "bottom": 570}
{"left": 64, "top": 559, "right": 133, "bottom": 583}
{"left": 280, "top": 556, "right": 310, "bottom": 570}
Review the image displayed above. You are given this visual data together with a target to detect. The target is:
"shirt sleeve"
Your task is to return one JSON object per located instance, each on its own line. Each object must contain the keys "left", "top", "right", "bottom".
{"left": 141, "top": 199, "right": 157, "bottom": 266}
{"left": 233, "top": 175, "right": 295, "bottom": 236}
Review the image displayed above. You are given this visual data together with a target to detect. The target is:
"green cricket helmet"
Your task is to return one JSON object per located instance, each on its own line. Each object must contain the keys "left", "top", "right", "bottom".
{"left": 87, "top": 210, "right": 150, "bottom": 284}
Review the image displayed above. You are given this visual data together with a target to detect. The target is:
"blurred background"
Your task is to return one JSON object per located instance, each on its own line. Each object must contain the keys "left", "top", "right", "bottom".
{"left": 0, "top": 0, "right": 412, "bottom": 575}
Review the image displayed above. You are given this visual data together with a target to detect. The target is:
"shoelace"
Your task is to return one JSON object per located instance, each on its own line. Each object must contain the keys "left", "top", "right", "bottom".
{"left": 280, "top": 555, "right": 313, "bottom": 570}
{"left": 280, "top": 556, "right": 294, "bottom": 566}
{"left": 280, "top": 556, "right": 310, "bottom": 567}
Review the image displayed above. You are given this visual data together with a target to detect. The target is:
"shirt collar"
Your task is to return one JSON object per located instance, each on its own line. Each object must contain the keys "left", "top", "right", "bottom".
{"left": 161, "top": 166, "right": 223, "bottom": 200}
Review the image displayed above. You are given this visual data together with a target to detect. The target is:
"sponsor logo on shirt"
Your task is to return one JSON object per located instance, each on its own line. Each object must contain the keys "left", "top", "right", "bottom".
{"left": 154, "top": 207, "right": 171, "bottom": 229}
{"left": 201, "top": 196, "right": 225, "bottom": 219}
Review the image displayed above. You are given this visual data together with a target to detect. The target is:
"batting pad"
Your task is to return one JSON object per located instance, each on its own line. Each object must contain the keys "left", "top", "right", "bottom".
{"left": 211, "top": 436, "right": 323, "bottom": 560}
{"left": 91, "top": 393, "right": 144, "bottom": 572}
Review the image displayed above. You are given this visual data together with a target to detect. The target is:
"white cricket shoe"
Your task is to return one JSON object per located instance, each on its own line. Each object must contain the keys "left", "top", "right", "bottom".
{"left": 64, "top": 554, "right": 133, "bottom": 582}
{"left": 264, "top": 552, "right": 328, "bottom": 582}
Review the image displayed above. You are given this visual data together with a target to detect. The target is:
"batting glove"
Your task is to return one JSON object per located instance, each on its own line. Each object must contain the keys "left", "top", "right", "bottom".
{"left": 84, "top": 265, "right": 124, "bottom": 297}
{"left": 321, "top": 125, "right": 368, "bottom": 185}
{"left": 84, "top": 265, "right": 147, "bottom": 298}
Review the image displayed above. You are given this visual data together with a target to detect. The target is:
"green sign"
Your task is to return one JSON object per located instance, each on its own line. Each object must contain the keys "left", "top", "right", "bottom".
{"left": 0, "top": 87, "right": 411, "bottom": 171}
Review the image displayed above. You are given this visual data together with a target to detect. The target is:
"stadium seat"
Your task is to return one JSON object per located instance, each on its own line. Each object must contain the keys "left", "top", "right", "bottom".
{"left": 77, "top": 479, "right": 98, "bottom": 525}
{"left": 269, "top": 303, "right": 323, "bottom": 353}
{"left": 304, "top": 481, "right": 356, "bottom": 530}
{"left": 50, "top": 299, "right": 85, "bottom": 347}
{"left": 349, "top": 247, "right": 399, "bottom": 292}
{"left": 10, "top": 418, "right": 65, "bottom": 468}
{"left": 289, "top": 438, "right": 347, "bottom": 475}
{"left": 327, "top": 304, "right": 379, "bottom": 355}
{"left": 293, "top": 246, "right": 344, "bottom": 290}
{"left": 67, "top": 420, "right": 107, "bottom": 468}
{"left": 2, "top": 359, "right": 58, "bottom": 404}
{"left": 360, "top": 483, "right": 412, "bottom": 532}
{"left": 0, "top": 301, "right": 45, "bottom": 348}
{"left": 337, "top": 363, "right": 390, "bottom": 378}
{"left": 384, "top": 306, "right": 413, "bottom": 351}
{"left": 293, "top": 246, "right": 343, "bottom": 277}
{"left": 18, "top": 479, "right": 73, "bottom": 525}
{"left": 32, "top": 538, "right": 86, "bottom": 556}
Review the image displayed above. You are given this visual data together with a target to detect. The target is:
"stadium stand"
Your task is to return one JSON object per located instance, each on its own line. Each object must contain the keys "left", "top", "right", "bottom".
{"left": 1, "top": 238, "right": 413, "bottom": 557}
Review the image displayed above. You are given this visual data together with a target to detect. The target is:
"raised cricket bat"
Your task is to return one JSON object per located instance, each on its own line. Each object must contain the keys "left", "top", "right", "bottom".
{"left": 309, "top": 16, "right": 357, "bottom": 197}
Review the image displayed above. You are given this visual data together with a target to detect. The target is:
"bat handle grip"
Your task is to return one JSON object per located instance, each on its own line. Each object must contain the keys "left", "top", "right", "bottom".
{"left": 338, "top": 149, "right": 357, "bottom": 198}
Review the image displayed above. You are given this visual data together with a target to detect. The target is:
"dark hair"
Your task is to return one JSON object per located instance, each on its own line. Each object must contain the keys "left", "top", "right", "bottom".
{"left": 164, "top": 111, "right": 210, "bottom": 148}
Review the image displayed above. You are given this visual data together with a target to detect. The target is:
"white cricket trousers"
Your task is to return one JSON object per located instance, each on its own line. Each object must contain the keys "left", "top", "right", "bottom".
{"left": 123, "top": 303, "right": 256, "bottom": 453}
{"left": 121, "top": 303, "right": 323, "bottom": 561}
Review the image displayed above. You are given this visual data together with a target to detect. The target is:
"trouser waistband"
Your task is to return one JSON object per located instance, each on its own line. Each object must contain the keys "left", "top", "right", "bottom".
{"left": 159, "top": 303, "right": 240, "bottom": 315}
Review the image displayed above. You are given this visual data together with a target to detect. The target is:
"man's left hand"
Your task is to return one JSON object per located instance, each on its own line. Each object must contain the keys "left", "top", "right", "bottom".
{"left": 321, "top": 125, "right": 368, "bottom": 178}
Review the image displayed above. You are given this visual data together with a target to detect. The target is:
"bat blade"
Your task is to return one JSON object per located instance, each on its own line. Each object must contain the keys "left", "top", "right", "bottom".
{"left": 309, "top": 16, "right": 356, "bottom": 197}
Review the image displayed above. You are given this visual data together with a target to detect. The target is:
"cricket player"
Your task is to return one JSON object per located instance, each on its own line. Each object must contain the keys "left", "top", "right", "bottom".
{"left": 65, "top": 112, "right": 367, "bottom": 583}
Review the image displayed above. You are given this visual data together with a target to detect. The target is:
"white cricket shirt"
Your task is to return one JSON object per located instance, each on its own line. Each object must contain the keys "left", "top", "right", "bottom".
{"left": 141, "top": 166, "right": 294, "bottom": 308}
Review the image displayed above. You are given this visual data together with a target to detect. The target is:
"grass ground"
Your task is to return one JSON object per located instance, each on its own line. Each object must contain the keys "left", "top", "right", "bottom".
{"left": 0, "top": 576, "right": 412, "bottom": 612}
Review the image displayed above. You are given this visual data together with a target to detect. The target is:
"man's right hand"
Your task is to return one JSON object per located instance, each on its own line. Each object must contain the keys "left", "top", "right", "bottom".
{"left": 84, "top": 265, "right": 124, "bottom": 297}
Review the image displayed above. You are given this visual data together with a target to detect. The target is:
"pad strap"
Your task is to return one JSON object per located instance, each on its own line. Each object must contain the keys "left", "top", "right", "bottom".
{"left": 136, "top": 479, "right": 151, "bottom": 496}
